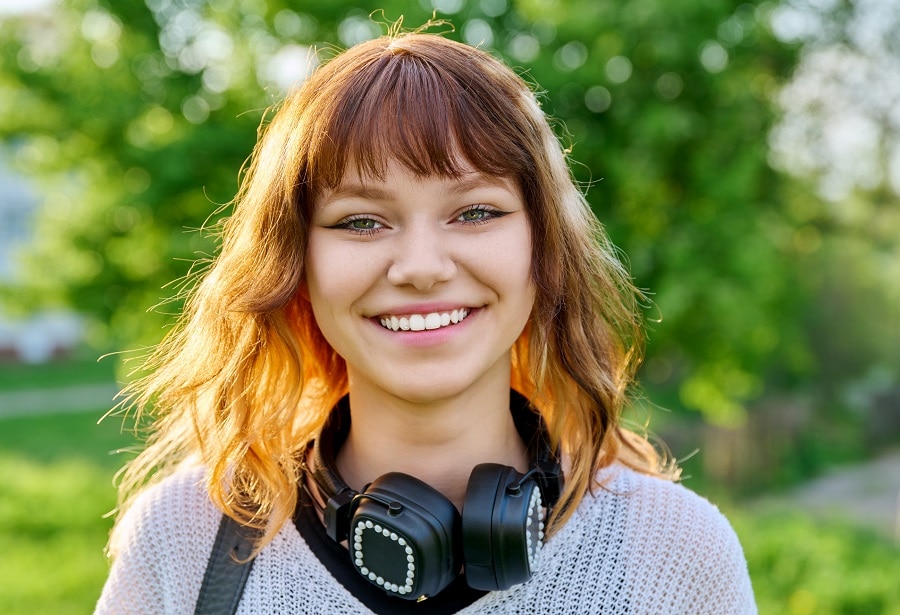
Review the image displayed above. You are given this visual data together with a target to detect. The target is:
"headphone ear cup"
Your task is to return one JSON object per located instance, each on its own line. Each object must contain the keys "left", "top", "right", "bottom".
{"left": 462, "top": 463, "right": 545, "bottom": 591}
{"left": 349, "top": 473, "right": 462, "bottom": 600}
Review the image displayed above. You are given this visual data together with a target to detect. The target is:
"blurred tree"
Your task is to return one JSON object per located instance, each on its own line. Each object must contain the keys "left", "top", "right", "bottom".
{"left": 0, "top": 0, "right": 810, "bottom": 424}
{"left": 504, "top": 0, "right": 804, "bottom": 426}
{"left": 766, "top": 0, "right": 900, "bottom": 445}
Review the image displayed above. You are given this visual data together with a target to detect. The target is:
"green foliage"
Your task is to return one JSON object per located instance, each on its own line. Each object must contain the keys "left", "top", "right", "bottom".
{"left": 0, "top": 411, "right": 135, "bottom": 615}
{"left": 0, "top": 0, "right": 263, "bottom": 349}
{"left": 0, "top": 454, "right": 116, "bottom": 614}
{"left": 735, "top": 510, "right": 900, "bottom": 614}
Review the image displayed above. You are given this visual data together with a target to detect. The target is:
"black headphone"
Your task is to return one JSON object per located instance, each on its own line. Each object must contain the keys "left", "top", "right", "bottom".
{"left": 303, "top": 391, "right": 564, "bottom": 601}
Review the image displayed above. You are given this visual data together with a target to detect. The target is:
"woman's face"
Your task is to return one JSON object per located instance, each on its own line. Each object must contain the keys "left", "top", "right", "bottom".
{"left": 304, "top": 158, "right": 535, "bottom": 404}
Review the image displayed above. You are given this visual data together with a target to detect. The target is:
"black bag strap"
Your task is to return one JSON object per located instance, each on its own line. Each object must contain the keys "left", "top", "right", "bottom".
{"left": 194, "top": 514, "right": 260, "bottom": 615}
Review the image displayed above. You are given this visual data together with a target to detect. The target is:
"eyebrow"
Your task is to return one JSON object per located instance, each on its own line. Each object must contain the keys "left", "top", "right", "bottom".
{"left": 443, "top": 174, "right": 514, "bottom": 196}
{"left": 323, "top": 173, "right": 514, "bottom": 205}
{"left": 322, "top": 184, "right": 391, "bottom": 201}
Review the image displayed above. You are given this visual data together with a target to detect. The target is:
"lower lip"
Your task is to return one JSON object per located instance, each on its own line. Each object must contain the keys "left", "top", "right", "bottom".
{"left": 372, "top": 309, "right": 479, "bottom": 347}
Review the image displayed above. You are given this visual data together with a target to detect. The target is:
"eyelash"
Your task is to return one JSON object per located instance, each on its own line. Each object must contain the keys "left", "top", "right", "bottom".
{"left": 331, "top": 205, "right": 507, "bottom": 235}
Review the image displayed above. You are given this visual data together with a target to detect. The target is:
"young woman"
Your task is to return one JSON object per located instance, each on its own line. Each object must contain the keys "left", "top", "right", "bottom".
{"left": 95, "top": 32, "right": 756, "bottom": 614}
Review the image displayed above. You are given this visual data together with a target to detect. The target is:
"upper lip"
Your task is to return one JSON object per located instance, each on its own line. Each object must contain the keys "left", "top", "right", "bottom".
{"left": 370, "top": 302, "right": 476, "bottom": 317}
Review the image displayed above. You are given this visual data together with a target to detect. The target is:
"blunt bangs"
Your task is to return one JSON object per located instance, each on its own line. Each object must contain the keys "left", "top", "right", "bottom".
{"left": 302, "top": 36, "right": 540, "bottom": 192}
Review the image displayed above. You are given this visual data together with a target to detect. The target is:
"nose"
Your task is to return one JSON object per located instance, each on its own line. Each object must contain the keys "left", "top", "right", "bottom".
{"left": 386, "top": 225, "right": 456, "bottom": 291}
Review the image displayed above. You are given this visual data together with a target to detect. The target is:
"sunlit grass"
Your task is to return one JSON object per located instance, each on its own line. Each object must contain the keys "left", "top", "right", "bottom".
{"left": 0, "top": 454, "right": 116, "bottom": 614}
{"left": 0, "top": 356, "right": 115, "bottom": 392}
{"left": 734, "top": 510, "right": 900, "bottom": 615}
{"left": 0, "top": 410, "right": 134, "bottom": 615}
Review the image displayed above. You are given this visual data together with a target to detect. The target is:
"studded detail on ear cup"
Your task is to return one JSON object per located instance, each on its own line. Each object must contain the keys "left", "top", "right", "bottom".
{"left": 461, "top": 463, "right": 543, "bottom": 591}
{"left": 349, "top": 473, "right": 462, "bottom": 600}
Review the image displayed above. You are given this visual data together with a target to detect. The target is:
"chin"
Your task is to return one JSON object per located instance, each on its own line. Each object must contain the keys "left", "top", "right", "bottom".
{"left": 383, "top": 373, "right": 484, "bottom": 405}
{"left": 388, "top": 384, "right": 469, "bottom": 405}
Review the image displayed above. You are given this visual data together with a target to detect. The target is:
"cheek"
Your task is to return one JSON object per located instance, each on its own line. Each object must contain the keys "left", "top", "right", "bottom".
{"left": 302, "top": 268, "right": 349, "bottom": 356}
{"left": 304, "top": 234, "right": 376, "bottom": 326}
{"left": 500, "top": 228, "right": 534, "bottom": 293}
{"left": 305, "top": 232, "right": 346, "bottom": 294}
{"left": 303, "top": 236, "right": 344, "bottom": 319}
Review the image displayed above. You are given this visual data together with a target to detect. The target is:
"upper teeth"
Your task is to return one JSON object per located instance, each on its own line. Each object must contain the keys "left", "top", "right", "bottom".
{"left": 379, "top": 309, "right": 470, "bottom": 332}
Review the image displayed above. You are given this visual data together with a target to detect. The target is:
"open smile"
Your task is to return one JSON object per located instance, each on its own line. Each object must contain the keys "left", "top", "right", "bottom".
{"left": 378, "top": 309, "right": 470, "bottom": 332}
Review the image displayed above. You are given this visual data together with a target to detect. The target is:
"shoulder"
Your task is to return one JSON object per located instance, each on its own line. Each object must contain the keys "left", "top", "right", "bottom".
{"left": 587, "top": 465, "right": 741, "bottom": 546}
{"left": 566, "top": 465, "right": 756, "bottom": 613}
{"left": 96, "top": 465, "right": 222, "bottom": 614}
{"left": 109, "top": 464, "right": 221, "bottom": 559}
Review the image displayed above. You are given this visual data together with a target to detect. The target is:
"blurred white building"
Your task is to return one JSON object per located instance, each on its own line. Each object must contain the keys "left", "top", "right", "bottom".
{"left": 0, "top": 153, "right": 83, "bottom": 362}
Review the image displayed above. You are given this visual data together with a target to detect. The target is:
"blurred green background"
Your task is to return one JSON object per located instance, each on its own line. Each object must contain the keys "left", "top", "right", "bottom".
{"left": 0, "top": 0, "right": 898, "bottom": 613}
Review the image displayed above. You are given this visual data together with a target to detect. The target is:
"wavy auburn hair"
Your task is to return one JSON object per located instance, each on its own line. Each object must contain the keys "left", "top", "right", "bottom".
{"left": 111, "top": 32, "right": 669, "bottom": 553}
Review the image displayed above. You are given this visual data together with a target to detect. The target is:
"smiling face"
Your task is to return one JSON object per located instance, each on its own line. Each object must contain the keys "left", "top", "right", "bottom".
{"left": 304, "top": 159, "right": 535, "bottom": 405}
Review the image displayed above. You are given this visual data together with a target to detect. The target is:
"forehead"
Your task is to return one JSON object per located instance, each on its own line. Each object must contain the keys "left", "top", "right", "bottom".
{"left": 317, "top": 158, "right": 523, "bottom": 206}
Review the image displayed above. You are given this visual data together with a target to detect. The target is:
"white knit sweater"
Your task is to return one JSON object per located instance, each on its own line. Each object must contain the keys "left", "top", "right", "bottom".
{"left": 95, "top": 465, "right": 755, "bottom": 614}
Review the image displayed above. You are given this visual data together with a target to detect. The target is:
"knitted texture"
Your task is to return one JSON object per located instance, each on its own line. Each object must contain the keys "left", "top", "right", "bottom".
{"left": 95, "top": 465, "right": 756, "bottom": 614}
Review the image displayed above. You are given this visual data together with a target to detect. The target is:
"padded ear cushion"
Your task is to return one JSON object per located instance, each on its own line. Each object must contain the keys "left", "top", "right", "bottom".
{"left": 462, "top": 463, "right": 544, "bottom": 591}
{"left": 350, "top": 473, "right": 462, "bottom": 600}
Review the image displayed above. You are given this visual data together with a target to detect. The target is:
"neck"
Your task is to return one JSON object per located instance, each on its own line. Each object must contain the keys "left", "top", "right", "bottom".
{"left": 335, "top": 374, "right": 528, "bottom": 511}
